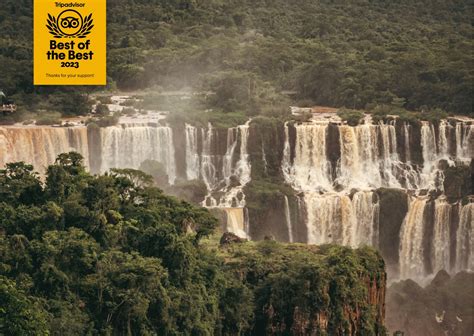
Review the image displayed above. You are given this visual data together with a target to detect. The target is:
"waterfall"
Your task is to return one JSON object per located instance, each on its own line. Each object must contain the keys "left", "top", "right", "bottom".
{"left": 237, "top": 121, "right": 252, "bottom": 186}
{"left": 403, "top": 122, "right": 411, "bottom": 162}
{"left": 305, "top": 191, "right": 377, "bottom": 247}
{"left": 284, "top": 196, "right": 294, "bottom": 243}
{"left": 282, "top": 121, "right": 292, "bottom": 182}
{"left": 336, "top": 123, "right": 400, "bottom": 189}
{"left": 222, "top": 128, "right": 238, "bottom": 185}
{"left": 438, "top": 120, "right": 449, "bottom": 158}
{"left": 99, "top": 125, "right": 176, "bottom": 184}
{"left": 421, "top": 121, "right": 437, "bottom": 168}
{"left": 200, "top": 124, "right": 218, "bottom": 199}
{"left": 185, "top": 124, "right": 200, "bottom": 180}
{"left": 455, "top": 122, "right": 462, "bottom": 158}
{"left": 399, "top": 197, "right": 427, "bottom": 279}
{"left": 223, "top": 208, "right": 248, "bottom": 239}
{"left": 420, "top": 122, "right": 440, "bottom": 188}
{"left": 197, "top": 120, "right": 252, "bottom": 234}
{"left": 352, "top": 191, "right": 378, "bottom": 246}
{"left": 431, "top": 197, "right": 452, "bottom": 273}
{"left": 217, "top": 120, "right": 251, "bottom": 207}
{"left": 455, "top": 202, "right": 473, "bottom": 272}
{"left": 283, "top": 121, "right": 404, "bottom": 191}
{"left": 455, "top": 122, "right": 473, "bottom": 160}
{"left": 290, "top": 123, "right": 332, "bottom": 191}
{"left": 0, "top": 126, "right": 89, "bottom": 171}
{"left": 2, "top": 117, "right": 474, "bottom": 279}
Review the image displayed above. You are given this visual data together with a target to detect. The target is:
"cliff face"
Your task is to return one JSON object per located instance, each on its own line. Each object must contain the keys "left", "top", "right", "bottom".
{"left": 220, "top": 240, "right": 386, "bottom": 335}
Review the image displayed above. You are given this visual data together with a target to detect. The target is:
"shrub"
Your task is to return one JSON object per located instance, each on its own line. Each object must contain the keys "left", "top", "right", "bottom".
{"left": 35, "top": 112, "right": 62, "bottom": 125}
{"left": 337, "top": 108, "right": 364, "bottom": 126}
{"left": 95, "top": 103, "right": 110, "bottom": 116}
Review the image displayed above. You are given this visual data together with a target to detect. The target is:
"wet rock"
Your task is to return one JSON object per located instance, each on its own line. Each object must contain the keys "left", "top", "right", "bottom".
{"left": 220, "top": 232, "right": 247, "bottom": 245}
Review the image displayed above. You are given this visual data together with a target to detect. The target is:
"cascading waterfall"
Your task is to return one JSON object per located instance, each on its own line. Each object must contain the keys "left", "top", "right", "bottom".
{"left": 338, "top": 123, "right": 400, "bottom": 188}
{"left": 431, "top": 197, "right": 452, "bottom": 274}
{"left": 185, "top": 123, "right": 200, "bottom": 180}
{"left": 281, "top": 121, "right": 292, "bottom": 182}
{"left": 420, "top": 121, "right": 439, "bottom": 188}
{"left": 280, "top": 116, "right": 470, "bottom": 279}
{"left": 184, "top": 121, "right": 252, "bottom": 237}
{"left": 200, "top": 123, "right": 219, "bottom": 198}
{"left": 437, "top": 120, "right": 449, "bottom": 159}
{"left": 403, "top": 122, "right": 411, "bottom": 162}
{"left": 289, "top": 123, "right": 332, "bottom": 191}
{"left": 304, "top": 191, "right": 377, "bottom": 247}
{"left": 455, "top": 122, "right": 474, "bottom": 160}
{"left": 223, "top": 208, "right": 247, "bottom": 239}
{"left": 99, "top": 125, "right": 176, "bottom": 184}
{"left": 455, "top": 202, "right": 473, "bottom": 272}
{"left": 399, "top": 197, "right": 428, "bottom": 279}
{"left": 2, "top": 116, "right": 473, "bottom": 279}
{"left": 284, "top": 195, "right": 294, "bottom": 243}
{"left": 0, "top": 126, "right": 89, "bottom": 171}
{"left": 285, "top": 121, "right": 403, "bottom": 191}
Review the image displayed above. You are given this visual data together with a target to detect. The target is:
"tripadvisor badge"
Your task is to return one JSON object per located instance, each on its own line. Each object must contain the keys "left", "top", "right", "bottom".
{"left": 34, "top": 0, "right": 106, "bottom": 85}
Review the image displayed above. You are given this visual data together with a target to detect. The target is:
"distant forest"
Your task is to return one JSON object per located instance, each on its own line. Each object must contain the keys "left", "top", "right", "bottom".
{"left": 0, "top": 0, "right": 472, "bottom": 116}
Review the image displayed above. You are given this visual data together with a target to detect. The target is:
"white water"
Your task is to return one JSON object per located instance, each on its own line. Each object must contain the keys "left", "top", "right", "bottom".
{"left": 185, "top": 123, "right": 200, "bottom": 180}
{"left": 403, "top": 122, "right": 411, "bottom": 162}
{"left": 0, "top": 126, "right": 89, "bottom": 171}
{"left": 99, "top": 125, "right": 176, "bottom": 184}
{"left": 431, "top": 197, "right": 452, "bottom": 274}
{"left": 399, "top": 197, "right": 428, "bottom": 279}
{"left": 284, "top": 195, "right": 294, "bottom": 243}
{"left": 223, "top": 208, "right": 248, "bottom": 239}
{"left": 455, "top": 203, "right": 473, "bottom": 272}
{"left": 184, "top": 121, "right": 252, "bottom": 237}
{"left": 2, "top": 117, "right": 473, "bottom": 278}
{"left": 305, "top": 191, "right": 377, "bottom": 247}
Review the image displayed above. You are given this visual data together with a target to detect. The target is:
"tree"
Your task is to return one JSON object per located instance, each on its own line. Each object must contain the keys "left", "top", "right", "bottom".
{"left": 49, "top": 92, "right": 91, "bottom": 116}
{"left": 0, "top": 276, "right": 49, "bottom": 336}
{"left": 0, "top": 162, "right": 43, "bottom": 205}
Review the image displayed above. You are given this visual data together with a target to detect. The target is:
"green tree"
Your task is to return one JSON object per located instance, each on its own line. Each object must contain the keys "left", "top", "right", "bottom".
{"left": 0, "top": 276, "right": 49, "bottom": 336}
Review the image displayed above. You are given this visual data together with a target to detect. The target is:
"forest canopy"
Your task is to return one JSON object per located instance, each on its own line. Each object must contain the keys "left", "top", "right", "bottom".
{"left": 0, "top": 0, "right": 472, "bottom": 116}
{"left": 0, "top": 152, "right": 385, "bottom": 335}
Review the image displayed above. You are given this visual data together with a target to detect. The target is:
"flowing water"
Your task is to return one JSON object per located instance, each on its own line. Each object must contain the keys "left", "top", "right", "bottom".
{"left": 1, "top": 116, "right": 473, "bottom": 279}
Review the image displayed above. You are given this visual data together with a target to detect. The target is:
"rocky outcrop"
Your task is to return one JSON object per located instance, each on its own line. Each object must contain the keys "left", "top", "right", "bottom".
{"left": 442, "top": 163, "right": 473, "bottom": 202}
{"left": 386, "top": 271, "right": 473, "bottom": 336}
{"left": 376, "top": 188, "right": 409, "bottom": 274}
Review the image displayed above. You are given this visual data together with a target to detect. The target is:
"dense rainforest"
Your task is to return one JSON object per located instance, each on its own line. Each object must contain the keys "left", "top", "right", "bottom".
{"left": 0, "top": 0, "right": 472, "bottom": 121}
{"left": 0, "top": 152, "right": 386, "bottom": 335}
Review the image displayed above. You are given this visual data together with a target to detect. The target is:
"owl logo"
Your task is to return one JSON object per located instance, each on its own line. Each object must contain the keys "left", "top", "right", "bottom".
{"left": 46, "top": 10, "right": 94, "bottom": 38}
{"left": 60, "top": 16, "right": 80, "bottom": 30}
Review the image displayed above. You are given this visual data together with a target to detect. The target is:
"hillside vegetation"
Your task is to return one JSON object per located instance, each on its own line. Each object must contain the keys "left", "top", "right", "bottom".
{"left": 0, "top": 153, "right": 386, "bottom": 335}
{"left": 0, "top": 0, "right": 472, "bottom": 119}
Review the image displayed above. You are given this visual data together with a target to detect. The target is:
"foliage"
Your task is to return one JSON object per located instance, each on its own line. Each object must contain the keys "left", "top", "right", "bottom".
{"left": 94, "top": 102, "right": 110, "bottom": 116}
{"left": 35, "top": 112, "right": 62, "bottom": 126}
{"left": 0, "top": 0, "right": 472, "bottom": 117}
{"left": 86, "top": 112, "right": 120, "bottom": 127}
{"left": 337, "top": 108, "right": 365, "bottom": 126}
{"left": 0, "top": 276, "right": 49, "bottom": 336}
{"left": 218, "top": 241, "right": 386, "bottom": 335}
{"left": 0, "top": 152, "right": 386, "bottom": 335}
